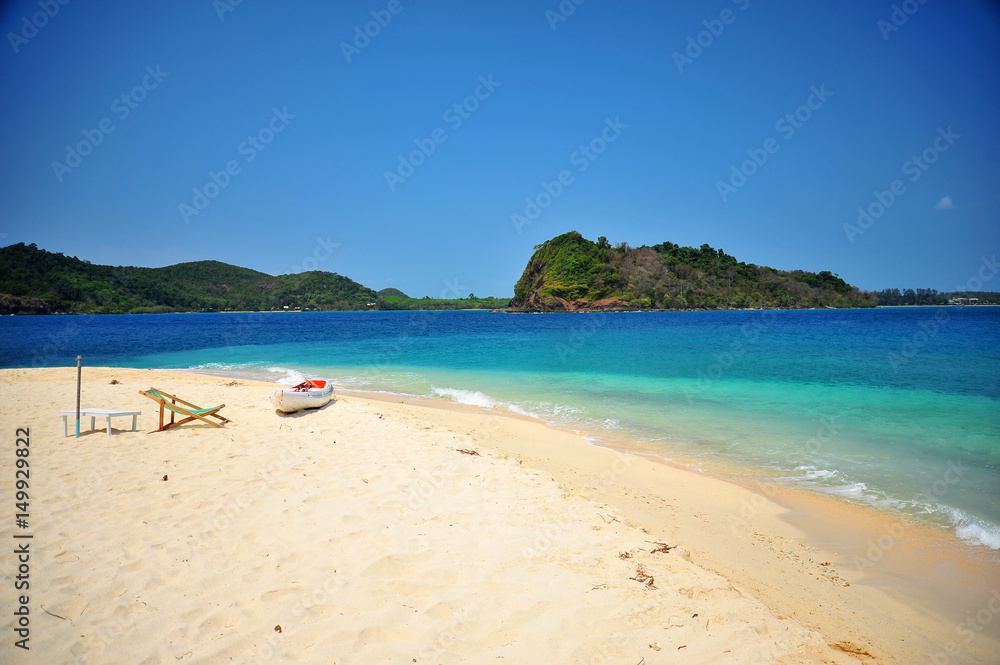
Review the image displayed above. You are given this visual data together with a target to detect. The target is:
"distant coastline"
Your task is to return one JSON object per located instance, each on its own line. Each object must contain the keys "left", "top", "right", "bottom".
{"left": 2, "top": 239, "right": 996, "bottom": 315}
{"left": 9, "top": 302, "right": 1000, "bottom": 315}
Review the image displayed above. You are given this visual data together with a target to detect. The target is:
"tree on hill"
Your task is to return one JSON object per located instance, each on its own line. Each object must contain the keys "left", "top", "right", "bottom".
{"left": 0, "top": 243, "right": 379, "bottom": 313}
{"left": 508, "top": 231, "right": 877, "bottom": 311}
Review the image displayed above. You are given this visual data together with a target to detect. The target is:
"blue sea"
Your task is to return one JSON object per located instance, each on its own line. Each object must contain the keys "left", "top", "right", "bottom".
{"left": 3, "top": 307, "right": 998, "bottom": 551}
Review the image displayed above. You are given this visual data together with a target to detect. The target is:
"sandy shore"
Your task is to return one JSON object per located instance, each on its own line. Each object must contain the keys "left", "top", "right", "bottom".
{"left": 1, "top": 367, "right": 997, "bottom": 664}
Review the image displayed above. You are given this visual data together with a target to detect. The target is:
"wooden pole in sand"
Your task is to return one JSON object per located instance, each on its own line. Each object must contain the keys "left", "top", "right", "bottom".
{"left": 75, "top": 355, "right": 82, "bottom": 438}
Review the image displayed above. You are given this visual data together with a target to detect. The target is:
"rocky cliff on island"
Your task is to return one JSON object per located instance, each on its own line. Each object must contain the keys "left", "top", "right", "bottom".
{"left": 506, "top": 231, "right": 876, "bottom": 312}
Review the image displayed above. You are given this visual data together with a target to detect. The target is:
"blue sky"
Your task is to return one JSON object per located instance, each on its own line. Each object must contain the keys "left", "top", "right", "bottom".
{"left": 2, "top": 0, "right": 998, "bottom": 297}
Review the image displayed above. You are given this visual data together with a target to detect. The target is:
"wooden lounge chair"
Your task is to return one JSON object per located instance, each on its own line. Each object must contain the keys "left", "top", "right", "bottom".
{"left": 139, "top": 388, "right": 229, "bottom": 432}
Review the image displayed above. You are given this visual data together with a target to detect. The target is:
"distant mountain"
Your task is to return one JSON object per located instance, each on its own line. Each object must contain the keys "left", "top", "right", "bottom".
{"left": 0, "top": 243, "right": 379, "bottom": 313}
{"left": 507, "top": 231, "right": 877, "bottom": 312}
{"left": 377, "top": 287, "right": 409, "bottom": 298}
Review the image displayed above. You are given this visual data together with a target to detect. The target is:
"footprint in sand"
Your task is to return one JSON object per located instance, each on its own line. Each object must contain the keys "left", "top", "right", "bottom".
{"left": 143, "top": 571, "right": 168, "bottom": 591}
{"left": 277, "top": 552, "right": 304, "bottom": 565}
{"left": 242, "top": 569, "right": 264, "bottom": 584}
{"left": 196, "top": 605, "right": 244, "bottom": 634}
{"left": 259, "top": 587, "right": 300, "bottom": 603}
{"left": 49, "top": 574, "right": 87, "bottom": 586}
{"left": 117, "top": 558, "right": 152, "bottom": 575}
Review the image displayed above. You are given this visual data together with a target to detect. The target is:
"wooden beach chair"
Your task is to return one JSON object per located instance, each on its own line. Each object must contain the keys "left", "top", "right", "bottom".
{"left": 139, "top": 388, "right": 229, "bottom": 432}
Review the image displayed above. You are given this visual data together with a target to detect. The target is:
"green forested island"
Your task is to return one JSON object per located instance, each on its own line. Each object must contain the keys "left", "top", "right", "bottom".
{"left": 508, "top": 231, "right": 872, "bottom": 311}
{"left": 1, "top": 239, "right": 993, "bottom": 314}
{"left": 0, "top": 243, "right": 379, "bottom": 313}
{"left": 0, "top": 243, "right": 509, "bottom": 314}
{"left": 377, "top": 288, "right": 511, "bottom": 311}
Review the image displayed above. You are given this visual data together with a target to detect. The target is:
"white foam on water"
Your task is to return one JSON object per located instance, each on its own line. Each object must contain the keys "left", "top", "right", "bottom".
{"left": 817, "top": 482, "right": 871, "bottom": 501}
{"left": 939, "top": 506, "right": 1000, "bottom": 550}
{"left": 955, "top": 520, "right": 1000, "bottom": 550}
{"left": 430, "top": 386, "right": 531, "bottom": 416}
{"left": 189, "top": 361, "right": 231, "bottom": 370}
{"left": 432, "top": 387, "right": 499, "bottom": 408}
{"left": 788, "top": 466, "right": 1000, "bottom": 551}
{"left": 785, "top": 466, "right": 906, "bottom": 510}
{"left": 181, "top": 361, "right": 302, "bottom": 384}
{"left": 269, "top": 366, "right": 308, "bottom": 385}
{"left": 794, "top": 465, "right": 839, "bottom": 481}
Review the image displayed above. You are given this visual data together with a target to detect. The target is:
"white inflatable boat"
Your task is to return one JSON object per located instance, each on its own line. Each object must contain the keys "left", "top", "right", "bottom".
{"left": 270, "top": 379, "right": 334, "bottom": 413}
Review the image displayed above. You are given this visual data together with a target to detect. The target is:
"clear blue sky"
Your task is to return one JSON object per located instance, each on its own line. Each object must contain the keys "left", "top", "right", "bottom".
{"left": 2, "top": 0, "right": 998, "bottom": 297}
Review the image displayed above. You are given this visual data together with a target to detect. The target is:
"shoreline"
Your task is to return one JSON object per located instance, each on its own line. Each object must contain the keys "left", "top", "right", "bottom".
{"left": 2, "top": 366, "right": 998, "bottom": 664}
{"left": 8, "top": 303, "right": 1000, "bottom": 317}
{"left": 233, "top": 370, "right": 1000, "bottom": 656}
{"left": 189, "top": 365, "right": 1000, "bottom": 557}
{"left": 351, "top": 384, "right": 1000, "bottom": 635}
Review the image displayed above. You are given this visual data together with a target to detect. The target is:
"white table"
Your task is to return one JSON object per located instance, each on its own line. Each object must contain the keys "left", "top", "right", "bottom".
{"left": 60, "top": 409, "right": 141, "bottom": 437}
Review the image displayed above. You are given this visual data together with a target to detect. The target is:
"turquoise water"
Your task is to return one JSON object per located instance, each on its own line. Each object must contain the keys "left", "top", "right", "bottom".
{"left": 2, "top": 307, "right": 998, "bottom": 550}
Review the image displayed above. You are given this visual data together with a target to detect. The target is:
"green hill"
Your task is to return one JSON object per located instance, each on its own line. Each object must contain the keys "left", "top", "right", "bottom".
{"left": 507, "top": 231, "right": 877, "bottom": 311}
{"left": 377, "top": 294, "right": 510, "bottom": 310}
{"left": 377, "top": 287, "right": 409, "bottom": 298}
{"left": 0, "top": 243, "right": 379, "bottom": 313}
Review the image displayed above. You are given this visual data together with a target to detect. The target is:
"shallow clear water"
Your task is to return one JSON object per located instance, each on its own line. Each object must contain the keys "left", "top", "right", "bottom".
{"left": 3, "top": 307, "right": 998, "bottom": 549}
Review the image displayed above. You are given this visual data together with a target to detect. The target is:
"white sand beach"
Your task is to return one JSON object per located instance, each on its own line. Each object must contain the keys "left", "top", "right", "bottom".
{"left": 1, "top": 367, "right": 997, "bottom": 664}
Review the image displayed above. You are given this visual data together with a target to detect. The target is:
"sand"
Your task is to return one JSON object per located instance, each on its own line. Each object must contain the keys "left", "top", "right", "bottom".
{"left": 1, "top": 367, "right": 997, "bottom": 664}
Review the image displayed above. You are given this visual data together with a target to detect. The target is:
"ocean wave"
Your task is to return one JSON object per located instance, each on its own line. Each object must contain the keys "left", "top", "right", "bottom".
{"left": 787, "top": 466, "right": 1000, "bottom": 551}
{"left": 793, "top": 465, "right": 839, "bottom": 481}
{"left": 816, "top": 482, "right": 871, "bottom": 501}
{"left": 183, "top": 361, "right": 298, "bottom": 383}
{"left": 939, "top": 507, "right": 1000, "bottom": 550}
{"left": 268, "top": 366, "right": 308, "bottom": 385}
{"left": 187, "top": 361, "right": 266, "bottom": 373}
{"left": 784, "top": 468, "right": 906, "bottom": 511}
{"left": 188, "top": 361, "right": 234, "bottom": 370}
{"left": 955, "top": 519, "right": 1000, "bottom": 550}
{"left": 430, "top": 387, "right": 532, "bottom": 416}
